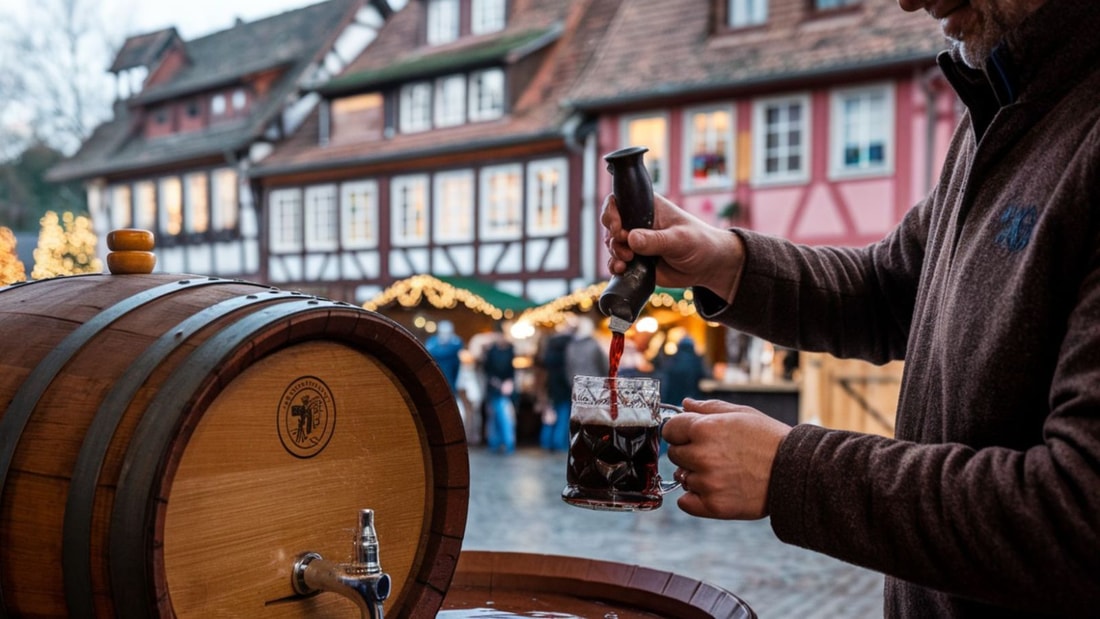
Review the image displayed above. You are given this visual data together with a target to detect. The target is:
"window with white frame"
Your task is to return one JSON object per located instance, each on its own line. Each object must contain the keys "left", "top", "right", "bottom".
{"left": 211, "top": 168, "right": 238, "bottom": 231}
{"left": 391, "top": 175, "right": 429, "bottom": 246}
{"left": 468, "top": 68, "right": 504, "bottom": 122}
{"left": 684, "top": 105, "right": 734, "bottom": 190}
{"left": 399, "top": 82, "right": 432, "bottom": 133}
{"left": 753, "top": 94, "right": 810, "bottom": 185}
{"left": 304, "top": 185, "right": 338, "bottom": 251}
{"left": 110, "top": 184, "right": 132, "bottom": 229}
{"left": 480, "top": 164, "right": 522, "bottom": 240}
{"left": 270, "top": 189, "right": 302, "bottom": 252}
{"left": 341, "top": 180, "right": 378, "bottom": 249}
{"left": 728, "top": 0, "right": 767, "bottom": 28}
{"left": 159, "top": 176, "right": 183, "bottom": 236}
{"left": 526, "top": 158, "right": 568, "bottom": 236}
{"left": 185, "top": 172, "right": 209, "bottom": 234}
{"left": 622, "top": 113, "right": 668, "bottom": 192}
{"left": 134, "top": 181, "right": 156, "bottom": 231}
{"left": 427, "top": 0, "right": 459, "bottom": 45}
{"left": 472, "top": 0, "right": 506, "bottom": 34}
{"left": 434, "top": 170, "right": 475, "bottom": 243}
{"left": 435, "top": 75, "right": 467, "bottom": 128}
{"left": 831, "top": 83, "right": 893, "bottom": 178}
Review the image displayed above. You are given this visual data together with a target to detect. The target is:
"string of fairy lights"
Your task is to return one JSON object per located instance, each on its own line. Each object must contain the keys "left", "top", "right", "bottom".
{"left": 361, "top": 275, "right": 698, "bottom": 332}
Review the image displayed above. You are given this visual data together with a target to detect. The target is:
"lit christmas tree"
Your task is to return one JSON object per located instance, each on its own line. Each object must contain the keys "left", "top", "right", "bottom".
{"left": 31, "top": 211, "right": 103, "bottom": 279}
{"left": 0, "top": 226, "right": 27, "bottom": 285}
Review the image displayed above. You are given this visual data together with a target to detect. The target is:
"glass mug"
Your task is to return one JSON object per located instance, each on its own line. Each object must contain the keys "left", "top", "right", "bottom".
{"left": 562, "top": 375, "right": 682, "bottom": 511}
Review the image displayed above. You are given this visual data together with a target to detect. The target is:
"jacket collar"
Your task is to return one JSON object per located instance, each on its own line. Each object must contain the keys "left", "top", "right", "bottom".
{"left": 938, "top": 0, "right": 1100, "bottom": 138}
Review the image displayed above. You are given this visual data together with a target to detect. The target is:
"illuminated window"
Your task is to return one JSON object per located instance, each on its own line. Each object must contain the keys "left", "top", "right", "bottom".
{"left": 270, "top": 189, "right": 302, "bottom": 252}
{"left": 110, "top": 185, "right": 132, "bottom": 229}
{"left": 134, "top": 181, "right": 156, "bottom": 230}
{"left": 753, "top": 93, "right": 810, "bottom": 185}
{"left": 480, "top": 164, "right": 522, "bottom": 240}
{"left": 434, "top": 75, "right": 467, "bottom": 127}
{"left": 304, "top": 185, "right": 338, "bottom": 251}
{"left": 427, "top": 0, "right": 459, "bottom": 45}
{"left": 211, "top": 168, "right": 238, "bottom": 231}
{"left": 622, "top": 113, "right": 668, "bottom": 192}
{"left": 472, "top": 0, "right": 506, "bottom": 34}
{"left": 211, "top": 94, "right": 227, "bottom": 116}
{"left": 341, "top": 180, "right": 378, "bottom": 249}
{"left": 728, "top": 0, "right": 767, "bottom": 27}
{"left": 684, "top": 105, "right": 734, "bottom": 190}
{"left": 231, "top": 88, "right": 247, "bottom": 110}
{"left": 526, "top": 158, "right": 568, "bottom": 236}
{"left": 159, "top": 177, "right": 183, "bottom": 236}
{"left": 469, "top": 68, "right": 504, "bottom": 121}
{"left": 391, "top": 175, "right": 428, "bottom": 246}
{"left": 434, "top": 170, "right": 474, "bottom": 243}
{"left": 831, "top": 83, "right": 893, "bottom": 177}
{"left": 399, "top": 82, "right": 432, "bottom": 133}
{"left": 185, "top": 172, "right": 209, "bottom": 233}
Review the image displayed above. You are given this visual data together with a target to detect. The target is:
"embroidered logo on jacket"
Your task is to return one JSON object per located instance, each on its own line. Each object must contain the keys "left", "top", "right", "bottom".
{"left": 994, "top": 205, "right": 1038, "bottom": 252}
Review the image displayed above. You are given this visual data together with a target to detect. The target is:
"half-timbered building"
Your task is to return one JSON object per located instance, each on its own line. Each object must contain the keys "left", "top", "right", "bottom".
{"left": 46, "top": 0, "right": 393, "bottom": 277}
{"left": 251, "top": 0, "right": 622, "bottom": 304}
{"left": 569, "top": 0, "right": 959, "bottom": 251}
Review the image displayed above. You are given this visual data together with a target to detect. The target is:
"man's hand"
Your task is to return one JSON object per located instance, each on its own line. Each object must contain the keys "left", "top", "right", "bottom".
{"left": 663, "top": 398, "right": 792, "bottom": 519}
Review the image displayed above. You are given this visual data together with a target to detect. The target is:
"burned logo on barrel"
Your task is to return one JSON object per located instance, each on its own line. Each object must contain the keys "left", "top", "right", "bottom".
{"left": 278, "top": 376, "right": 336, "bottom": 458}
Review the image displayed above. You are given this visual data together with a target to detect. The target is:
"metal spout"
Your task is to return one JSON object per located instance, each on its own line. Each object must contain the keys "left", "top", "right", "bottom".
{"left": 293, "top": 509, "right": 391, "bottom": 619}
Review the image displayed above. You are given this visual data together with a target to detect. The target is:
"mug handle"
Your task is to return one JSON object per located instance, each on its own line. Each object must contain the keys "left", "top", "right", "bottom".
{"left": 657, "top": 403, "right": 683, "bottom": 494}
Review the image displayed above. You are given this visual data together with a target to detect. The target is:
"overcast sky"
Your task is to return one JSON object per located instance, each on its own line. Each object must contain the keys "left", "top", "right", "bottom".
{"left": 0, "top": 0, "right": 406, "bottom": 40}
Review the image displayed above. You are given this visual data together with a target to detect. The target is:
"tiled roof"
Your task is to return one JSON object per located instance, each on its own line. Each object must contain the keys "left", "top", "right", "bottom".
{"left": 109, "top": 28, "right": 182, "bottom": 73}
{"left": 566, "top": 0, "right": 948, "bottom": 109}
{"left": 48, "top": 0, "right": 361, "bottom": 182}
{"left": 255, "top": 0, "right": 624, "bottom": 176}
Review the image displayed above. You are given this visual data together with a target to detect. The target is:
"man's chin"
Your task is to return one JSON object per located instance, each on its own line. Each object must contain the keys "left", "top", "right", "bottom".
{"left": 950, "top": 38, "right": 991, "bottom": 69}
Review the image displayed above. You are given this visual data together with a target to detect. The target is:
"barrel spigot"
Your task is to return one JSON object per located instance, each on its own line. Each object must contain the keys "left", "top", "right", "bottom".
{"left": 293, "top": 509, "right": 391, "bottom": 619}
{"left": 598, "top": 146, "right": 656, "bottom": 333}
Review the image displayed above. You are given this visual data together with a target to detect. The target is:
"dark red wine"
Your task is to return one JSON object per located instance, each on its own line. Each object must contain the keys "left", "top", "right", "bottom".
{"left": 562, "top": 417, "right": 662, "bottom": 510}
{"left": 608, "top": 331, "right": 625, "bottom": 419}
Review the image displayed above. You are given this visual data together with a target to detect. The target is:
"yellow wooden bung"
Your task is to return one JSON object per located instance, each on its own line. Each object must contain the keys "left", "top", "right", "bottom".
{"left": 106, "top": 228, "right": 157, "bottom": 275}
{"left": 106, "top": 250, "right": 157, "bottom": 275}
{"left": 106, "top": 228, "right": 155, "bottom": 252}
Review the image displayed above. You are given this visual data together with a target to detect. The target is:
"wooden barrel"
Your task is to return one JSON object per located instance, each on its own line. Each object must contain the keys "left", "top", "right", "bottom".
{"left": 0, "top": 273, "right": 468, "bottom": 618}
{"left": 440, "top": 551, "right": 756, "bottom": 618}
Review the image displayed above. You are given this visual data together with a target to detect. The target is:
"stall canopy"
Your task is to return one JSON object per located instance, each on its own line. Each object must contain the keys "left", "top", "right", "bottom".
{"left": 362, "top": 274, "right": 537, "bottom": 320}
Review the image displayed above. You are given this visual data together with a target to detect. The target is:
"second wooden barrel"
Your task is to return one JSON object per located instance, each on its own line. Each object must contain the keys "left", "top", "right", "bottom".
{"left": 0, "top": 273, "right": 468, "bottom": 618}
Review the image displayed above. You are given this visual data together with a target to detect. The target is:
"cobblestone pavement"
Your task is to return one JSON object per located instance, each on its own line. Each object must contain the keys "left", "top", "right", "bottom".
{"left": 461, "top": 446, "right": 884, "bottom": 618}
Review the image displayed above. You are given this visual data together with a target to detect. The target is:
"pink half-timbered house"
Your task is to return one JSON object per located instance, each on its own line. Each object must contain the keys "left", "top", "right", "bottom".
{"left": 567, "top": 0, "right": 959, "bottom": 253}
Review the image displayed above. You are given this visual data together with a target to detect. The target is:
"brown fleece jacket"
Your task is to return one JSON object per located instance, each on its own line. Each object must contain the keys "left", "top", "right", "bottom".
{"left": 694, "top": 1, "right": 1100, "bottom": 616}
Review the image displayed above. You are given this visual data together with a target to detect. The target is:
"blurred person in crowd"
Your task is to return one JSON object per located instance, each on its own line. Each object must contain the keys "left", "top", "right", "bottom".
{"left": 565, "top": 315, "right": 608, "bottom": 380}
{"left": 426, "top": 320, "right": 463, "bottom": 393}
{"left": 481, "top": 322, "right": 517, "bottom": 454}
{"left": 537, "top": 317, "right": 575, "bottom": 452}
{"left": 658, "top": 335, "right": 707, "bottom": 405}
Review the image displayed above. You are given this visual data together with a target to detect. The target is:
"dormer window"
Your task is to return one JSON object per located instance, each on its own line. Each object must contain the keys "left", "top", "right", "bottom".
{"left": 186, "top": 99, "right": 201, "bottom": 118}
{"left": 728, "top": 0, "right": 767, "bottom": 28}
{"left": 231, "top": 88, "right": 247, "bottom": 110}
{"left": 434, "top": 75, "right": 467, "bottom": 127}
{"left": 399, "top": 82, "right": 433, "bottom": 133}
{"left": 468, "top": 68, "right": 504, "bottom": 121}
{"left": 211, "top": 94, "right": 227, "bottom": 116}
{"left": 427, "top": 0, "right": 460, "bottom": 45}
{"left": 472, "top": 0, "right": 506, "bottom": 35}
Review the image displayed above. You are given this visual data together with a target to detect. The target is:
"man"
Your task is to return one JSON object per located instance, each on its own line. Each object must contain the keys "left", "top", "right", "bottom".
{"left": 602, "top": 1, "right": 1099, "bottom": 616}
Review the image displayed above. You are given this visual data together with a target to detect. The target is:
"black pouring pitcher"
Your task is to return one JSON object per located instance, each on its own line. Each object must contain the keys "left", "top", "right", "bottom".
{"left": 598, "top": 146, "right": 657, "bottom": 333}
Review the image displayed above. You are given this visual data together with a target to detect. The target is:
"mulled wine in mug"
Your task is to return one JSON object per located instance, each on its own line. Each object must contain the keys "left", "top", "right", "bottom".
{"left": 562, "top": 375, "right": 682, "bottom": 511}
